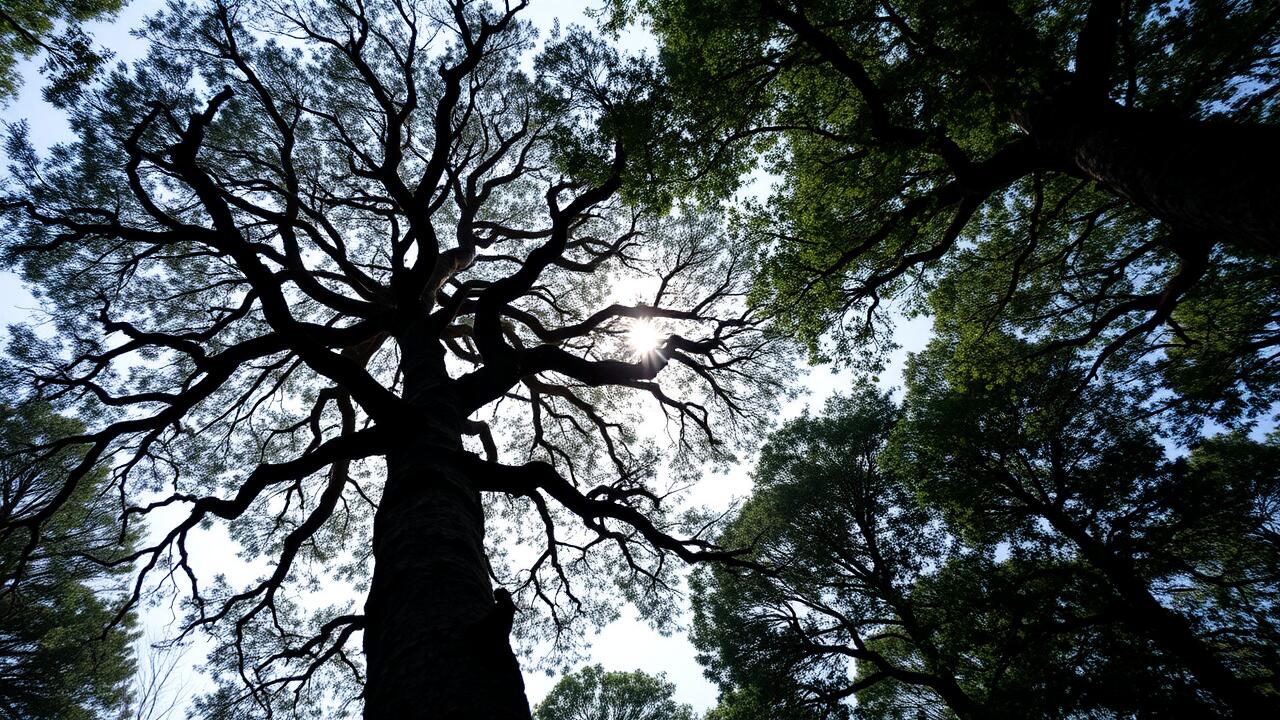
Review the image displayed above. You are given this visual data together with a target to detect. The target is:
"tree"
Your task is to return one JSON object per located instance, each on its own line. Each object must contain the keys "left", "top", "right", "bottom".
{"left": 0, "top": 0, "right": 125, "bottom": 105}
{"left": 702, "top": 687, "right": 823, "bottom": 720}
{"left": 693, "top": 387, "right": 978, "bottom": 720}
{"left": 534, "top": 664, "right": 696, "bottom": 720}
{"left": 619, "top": 1, "right": 1280, "bottom": 712}
{"left": 692, "top": 374, "right": 1280, "bottom": 718}
{"left": 0, "top": 403, "right": 136, "bottom": 719}
{"left": 626, "top": 0, "right": 1279, "bottom": 404}
{"left": 0, "top": 0, "right": 789, "bottom": 717}
{"left": 891, "top": 335, "right": 1280, "bottom": 716}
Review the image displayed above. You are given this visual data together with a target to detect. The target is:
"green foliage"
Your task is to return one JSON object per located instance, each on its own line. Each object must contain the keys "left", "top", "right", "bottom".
{"left": 889, "top": 335, "right": 1280, "bottom": 713}
{"left": 534, "top": 664, "right": 696, "bottom": 720}
{"left": 536, "top": 26, "right": 733, "bottom": 213}
{"left": 691, "top": 385, "right": 913, "bottom": 719}
{"left": 0, "top": 0, "right": 124, "bottom": 105}
{"left": 693, "top": 346, "right": 1280, "bottom": 717}
{"left": 0, "top": 403, "right": 136, "bottom": 719}
{"left": 633, "top": 0, "right": 1280, "bottom": 431}
{"left": 703, "top": 686, "right": 825, "bottom": 720}
{"left": 1160, "top": 255, "right": 1280, "bottom": 431}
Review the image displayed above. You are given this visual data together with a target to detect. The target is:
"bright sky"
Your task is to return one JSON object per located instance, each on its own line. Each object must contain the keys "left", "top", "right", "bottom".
{"left": 0, "top": 1, "right": 932, "bottom": 714}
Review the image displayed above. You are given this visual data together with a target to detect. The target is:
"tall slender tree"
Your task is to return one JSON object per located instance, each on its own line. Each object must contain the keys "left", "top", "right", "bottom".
{"left": 0, "top": 1, "right": 790, "bottom": 716}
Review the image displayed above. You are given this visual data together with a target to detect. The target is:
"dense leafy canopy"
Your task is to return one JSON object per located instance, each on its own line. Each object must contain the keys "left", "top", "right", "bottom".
{"left": 0, "top": 403, "right": 136, "bottom": 719}
{"left": 0, "top": 0, "right": 125, "bottom": 105}
{"left": 629, "top": 7, "right": 1280, "bottom": 711}
{"left": 534, "top": 664, "right": 696, "bottom": 720}
{"left": 0, "top": 0, "right": 1278, "bottom": 717}
{"left": 623, "top": 0, "right": 1279, "bottom": 431}
{"left": 693, "top": 349, "right": 1280, "bottom": 717}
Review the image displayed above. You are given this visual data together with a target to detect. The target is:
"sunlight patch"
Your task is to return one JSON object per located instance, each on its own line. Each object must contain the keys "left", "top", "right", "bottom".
{"left": 628, "top": 318, "right": 663, "bottom": 355}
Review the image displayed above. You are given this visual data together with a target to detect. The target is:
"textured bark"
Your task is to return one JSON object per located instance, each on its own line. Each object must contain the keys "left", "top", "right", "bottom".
{"left": 363, "top": 336, "right": 531, "bottom": 719}
{"left": 1022, "top": 96, "right": 1280, "bottom": 257}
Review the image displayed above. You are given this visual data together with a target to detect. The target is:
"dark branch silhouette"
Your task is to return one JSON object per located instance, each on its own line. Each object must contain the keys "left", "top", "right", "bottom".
{"left": 0, "top": 1, "right": 791, "bottom": 716}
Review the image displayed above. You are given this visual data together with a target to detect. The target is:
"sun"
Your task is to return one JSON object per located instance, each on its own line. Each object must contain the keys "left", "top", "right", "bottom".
{"left": 628, "top": 318, "right": 662, "bottom": 355}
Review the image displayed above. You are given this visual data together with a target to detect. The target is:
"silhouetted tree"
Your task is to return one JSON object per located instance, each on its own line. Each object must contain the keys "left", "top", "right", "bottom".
{"left": 0, "top": 1, "right": 790, "bottom": 716}
{"left": 534, "top": 664, "right": 695, "bottom": 720}
{"left": 625, "top": 0, "right": 1279, "bottom": 406}
{"left": 893, "top": 334, "right": 1280, "bottom": 716}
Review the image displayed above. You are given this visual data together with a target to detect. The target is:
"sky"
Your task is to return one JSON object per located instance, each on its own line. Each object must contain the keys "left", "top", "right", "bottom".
{"left": 0, "top": 1, "right": 934, "bottom": 715}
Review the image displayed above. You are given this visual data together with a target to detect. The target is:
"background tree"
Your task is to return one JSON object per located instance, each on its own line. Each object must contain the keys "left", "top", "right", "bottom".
{"left": 0, "top": 0, "right": 791, "bottom": 717}
{"left": 891, "top": 334, "right": 1280, "bottom": 716}
{"left": 624, "top": 0, "right": 1280, "bottom": 424}
{"left": 693, "top": 371, "right": 1280, "bottom": 718}
{"left": 0, "top": 0, "right": 125, "bottom": 105}
{"left": 0, "top": 403, "right": 136, "bottom": 720}
{"left": 534, "top": 664, "right": 696, "bottom": 720}
{"left": 693, "top": 387, "right": 979, "bottom": 720}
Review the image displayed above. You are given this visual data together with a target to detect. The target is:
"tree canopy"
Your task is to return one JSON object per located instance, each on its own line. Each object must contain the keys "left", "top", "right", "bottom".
{"left": 534, "top": 664, "right": 696, "bottom": 720}
{"left": 0, "top": 0, "right": 125, "bottom": 105}
{"left": 625, "top": 0, "right": 1279, "bottom": 425}
{"left": 693, "top": 352, "right": 1280, "bottom": 718}
{"left": 630, "top": 11, "right": 1280, "bottom": 710}
{"left": 0, "top": 0, "right": 790, "bottom": 716}
{"left": 0, "top": 403, "right": 136, "bottom": 720}
{"left": 0, "top": 0, "right": 1278, "bottom": 717}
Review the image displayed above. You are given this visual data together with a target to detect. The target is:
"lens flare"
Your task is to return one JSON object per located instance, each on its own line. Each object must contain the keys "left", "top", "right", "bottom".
{"left": 628, "top": 319, "right": 662, "bottom": 355}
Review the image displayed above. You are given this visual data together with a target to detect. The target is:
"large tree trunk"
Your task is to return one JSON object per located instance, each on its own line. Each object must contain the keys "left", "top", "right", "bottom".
{"left": 363, "top": 336, "right": 531, "bottom": 719}
{"left": 1022, "top": 96, "right": 1280, "bottom": 257}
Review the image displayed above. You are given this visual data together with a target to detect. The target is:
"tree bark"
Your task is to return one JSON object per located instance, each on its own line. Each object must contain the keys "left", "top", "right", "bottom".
{"left": 1021, "top": 95, "right": 1280, "bottom": 257}
{"left": 363, "top": 336, "right": 531, "bottom": 719}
